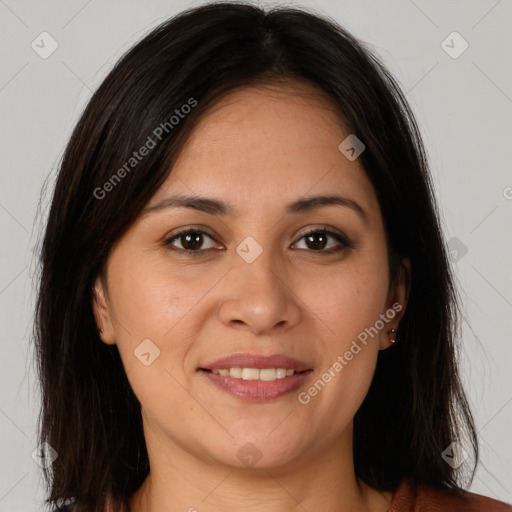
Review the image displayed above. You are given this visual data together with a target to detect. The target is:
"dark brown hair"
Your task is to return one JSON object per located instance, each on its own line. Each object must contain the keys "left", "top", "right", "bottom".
{"left": 34, "top": 2, "right": 478, "bottom": 511}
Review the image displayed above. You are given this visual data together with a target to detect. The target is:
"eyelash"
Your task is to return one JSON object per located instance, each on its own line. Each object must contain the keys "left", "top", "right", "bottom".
{"left": 163, "top": 225, "right": 352, "bottom": 258}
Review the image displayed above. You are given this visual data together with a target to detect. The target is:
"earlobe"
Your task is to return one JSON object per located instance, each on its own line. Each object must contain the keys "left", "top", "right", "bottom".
{"left": 92, "top": 276, "right": 116, "bottom": 345}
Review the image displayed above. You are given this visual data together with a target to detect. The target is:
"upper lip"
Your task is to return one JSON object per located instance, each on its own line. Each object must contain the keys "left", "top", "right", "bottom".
{"left": 200, "top": 353, "right": 312, "bottom": 372}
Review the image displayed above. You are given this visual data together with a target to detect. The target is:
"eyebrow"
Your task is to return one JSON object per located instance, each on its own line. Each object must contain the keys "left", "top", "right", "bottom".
{"left": 144, "top": 193, "right": 368, "bottom": 222}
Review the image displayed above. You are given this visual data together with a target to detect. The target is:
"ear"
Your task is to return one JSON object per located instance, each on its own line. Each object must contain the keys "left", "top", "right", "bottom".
{"left": 380, "top": 257, "right": 411, "bottom": 350}
{"left": 92, "top": 275, "right": 116, "bottom": 345}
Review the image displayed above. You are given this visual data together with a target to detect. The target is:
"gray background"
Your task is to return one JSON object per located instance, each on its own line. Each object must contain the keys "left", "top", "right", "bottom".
{"left": 0, "top": 0, "right": 511, "bottom": 510}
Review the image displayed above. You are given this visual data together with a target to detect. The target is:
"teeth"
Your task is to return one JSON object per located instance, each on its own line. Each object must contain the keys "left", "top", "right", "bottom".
{"left": 210, "top": 368, "right": 296, "bottom": 380}
{"left": 242, "top": 368, "right": 260, "bottom": 380}
{"left": 259, "top": 368, "right": 277, "bottom": 381}
{"left": 230, "top": 368, "right": 242, "bottom": 378}
{"left": 276, "top": 368, "right": 287, "bottom": 379}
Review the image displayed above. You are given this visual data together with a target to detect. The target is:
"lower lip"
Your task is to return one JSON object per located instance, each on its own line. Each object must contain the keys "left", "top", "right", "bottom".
{"left": 199, "top": 369, "right": 313, "bottom": 401}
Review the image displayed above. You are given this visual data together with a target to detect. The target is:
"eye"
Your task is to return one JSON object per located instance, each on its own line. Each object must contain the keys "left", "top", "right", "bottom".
{"left": 164, "top": 228, "right": 218, "bottom": 256}
{"left": 164, "top": 225, "right": 352, "bottom": 257}
{"left": 292, "top": 227, "right": 351, "bottom": 254}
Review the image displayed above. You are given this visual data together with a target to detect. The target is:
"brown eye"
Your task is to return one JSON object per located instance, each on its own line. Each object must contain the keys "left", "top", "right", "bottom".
{"left": 304, "top": 232, "right": 329, "bottom": 250}
{"left": 293, "top": 228, "right": 351, "bottom": 254}
{"left": 164, "top": 226, "right": 351, "bottom": 257}
{"left": 165, "top": 229, "right": 217, "bottom": 254}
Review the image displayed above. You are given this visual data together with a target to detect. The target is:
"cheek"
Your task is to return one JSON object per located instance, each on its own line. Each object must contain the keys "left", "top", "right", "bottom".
{"left": 107, "top": 258, "right": 197, "bottom": 421}
{"left": 310, "top": 256, "right": 390, "bottom": 347}
{"left": 300, "top": 249, "right": 388, "bottom": 408}
{"left": 108, "top": 249, "right": 186, "bottom": 333}
{"left": 298, "top": 269, "right": 387, "bottom": 438}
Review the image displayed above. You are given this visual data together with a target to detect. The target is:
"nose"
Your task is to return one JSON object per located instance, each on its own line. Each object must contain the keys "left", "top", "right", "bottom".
{"left": 218, "top": 249, "right": 302, "bottom": 336}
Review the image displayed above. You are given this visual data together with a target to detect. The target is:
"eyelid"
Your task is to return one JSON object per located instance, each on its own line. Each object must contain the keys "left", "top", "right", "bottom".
{"left": 165, "top": 224, "right": 217, "bottom": 240}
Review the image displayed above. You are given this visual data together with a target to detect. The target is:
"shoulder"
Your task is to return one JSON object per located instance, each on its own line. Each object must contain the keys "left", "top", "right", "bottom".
{"left": 389, "top": 479, "right": 512, "bottom": 511}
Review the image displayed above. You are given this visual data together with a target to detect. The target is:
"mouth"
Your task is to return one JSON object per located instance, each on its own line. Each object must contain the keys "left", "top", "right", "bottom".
{"left": 201, "top": 367, "right": 304, "bottom": 379}
{"left": 198, "top": 352, "right": 313, "bottom": 401}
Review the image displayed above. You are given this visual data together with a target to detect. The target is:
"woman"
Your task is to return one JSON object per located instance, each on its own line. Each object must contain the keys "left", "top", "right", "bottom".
{"left": 33, "top": 2, "right": 512, "bottom": 511}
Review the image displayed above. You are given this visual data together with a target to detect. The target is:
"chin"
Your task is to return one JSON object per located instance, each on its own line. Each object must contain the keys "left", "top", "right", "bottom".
{"left": 204, "top": 432, "right": 305, "bottom": 471}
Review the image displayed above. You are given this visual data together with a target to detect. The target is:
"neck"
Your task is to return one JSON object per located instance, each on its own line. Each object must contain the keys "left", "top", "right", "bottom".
{"left": 127, "top": 421, "right": 391, "bottom": 512}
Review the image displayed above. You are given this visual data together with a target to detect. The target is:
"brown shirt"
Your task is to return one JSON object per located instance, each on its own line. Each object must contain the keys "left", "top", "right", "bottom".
{"left": 389, "top": 479, "right": 512, "bottom": 511}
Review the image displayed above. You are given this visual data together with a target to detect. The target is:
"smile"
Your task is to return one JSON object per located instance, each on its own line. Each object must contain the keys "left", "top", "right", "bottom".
{"left": 210, "top": 367, "right": 295, "bottom": 380}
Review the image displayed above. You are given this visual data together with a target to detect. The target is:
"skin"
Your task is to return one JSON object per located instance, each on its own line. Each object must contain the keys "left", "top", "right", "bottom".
{"left": 93, "top": 82, "right": 410, "bottom": 512}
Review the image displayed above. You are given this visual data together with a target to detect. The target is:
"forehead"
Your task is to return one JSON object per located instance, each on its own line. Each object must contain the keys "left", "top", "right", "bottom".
{"left": 177, "top": 83, "right": 347, "bottom": 162}
{"left": 151, "top": 83, "right": 378, "bottom": 219}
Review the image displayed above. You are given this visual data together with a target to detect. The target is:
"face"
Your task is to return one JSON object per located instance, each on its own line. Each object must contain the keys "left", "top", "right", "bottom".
{"left": 93, "top": 83, "right": 408, "bottom": 471}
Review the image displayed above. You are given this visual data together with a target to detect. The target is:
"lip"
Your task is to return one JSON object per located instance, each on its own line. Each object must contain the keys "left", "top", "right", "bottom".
{"left": 199, "top": 368, "right": 313, "bottom": 401}
{"left": 198, "top": 352, "right": 313, "bottom": 402}
{"left": 200, "top": 353, "right": 312, "bottom": 372}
